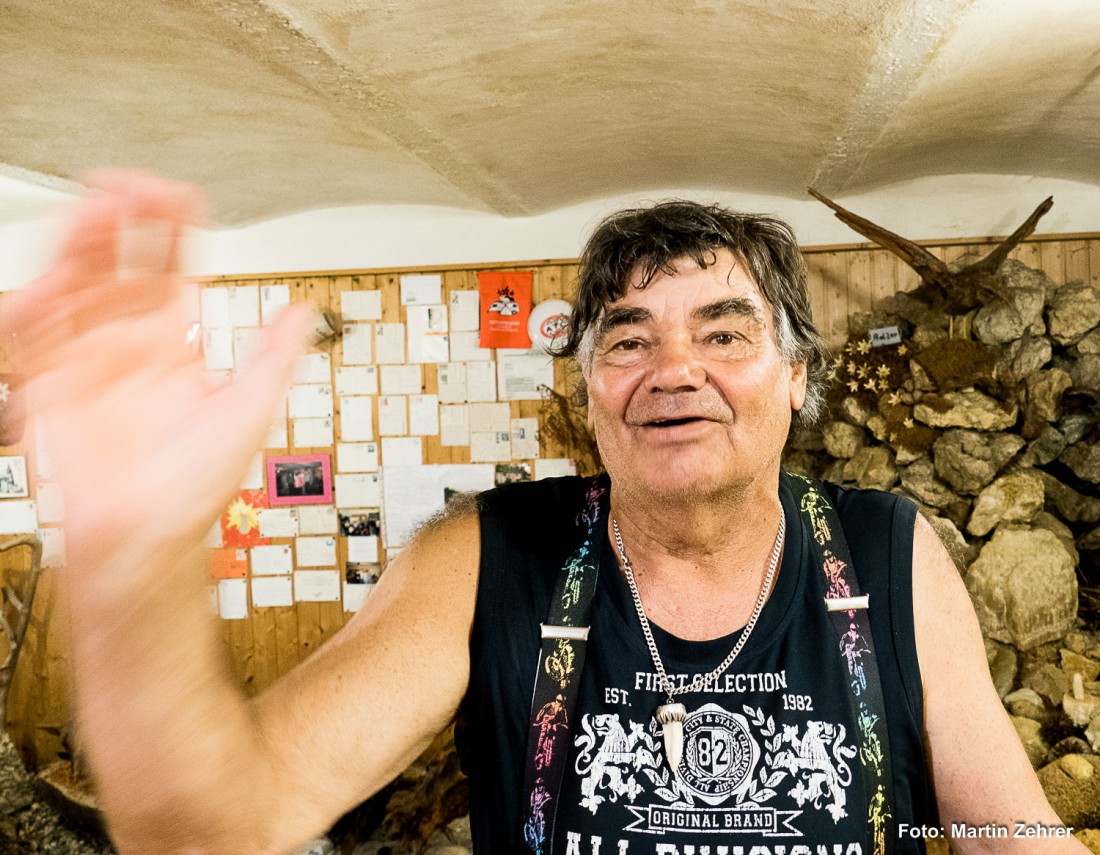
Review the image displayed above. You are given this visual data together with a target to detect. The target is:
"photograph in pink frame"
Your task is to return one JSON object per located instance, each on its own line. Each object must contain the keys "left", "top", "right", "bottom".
{"left": 266, "top": 454, "right": 333, "bottom": 506}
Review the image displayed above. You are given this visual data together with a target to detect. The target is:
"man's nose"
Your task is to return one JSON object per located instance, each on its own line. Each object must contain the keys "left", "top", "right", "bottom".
{"left": 647, "top": 336, "right": 706, "bottom": 392}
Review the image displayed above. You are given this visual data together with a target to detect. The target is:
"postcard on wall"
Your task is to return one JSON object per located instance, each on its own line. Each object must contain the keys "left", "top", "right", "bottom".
{"left": 380, "top": 437, "right": 422, "bottom": 468}
{"left": 260, "top": 284, "right": 290, "bottom": 325}
{"left": 342, "top": 323, "right": 374, "bottom": 365}
{"left": 339, "top": 510, "right": 380, "bottom": 537}
{"left": 38, "top": 528, "right": 66, "bottom": 569}
{"left": 211, "top": 548, "right": 248, "bottom": 579}
{"left": 296, "top": 535, "right": 337, "bottom": 567}
{"left": 294, "top": 353, "right": 332, "bottom": 384}
{"left": 380, "top": 464, "right": 494, "bottom": 548}
{"left": 218, "top": 578, "right": 248, "bottom": 620}
{"left": 497, "top": 350, "right": 554, "bottom": 400}
{"left": 267, "top": 414, "right": 289, "bottom": 449}
{"left": 380, "top": 364, "right": 423, "bottom": 396}
{"left": 337, "top": 442, "right": 379, "bottom": 473}
{"left": 340, "top": 396, "right": 375, "bottom": 442}
{"left": 449, "top": 331, "right": 494, "bottom": 362}
{"left": 293, "top": 418, "right": 334, "bottom": 448}
{"left": 378, "top": 395, "right": 408, "bottom": 436}
{"left": 478, "top": 271, "right": 532, "bottom": 349}
{"left": 250, "top": 544, "right": 294, "bottom": 576}
{"left": 267, "top": 454, "right": 333, "bottom": 506}
{"left": 407, "top": 305, "right": 450, "bottom": 363}
{"left": 294, "top": 570, "right": 341, "bottom": 603}
{"left": 449, "top": 290, "right": 480, "bottom": 332}
{"left": 510, "top": 418, "right": 540, "bottom": 458}
{"left": 466, "top": 362, "right": 497, "bottom": 402}
{"left": 288, "top": 384, "right": 334, "bottom": 419}
{"left": 221, "top": 489, "right": 270, "bottom": 548}
{"left": 440, "top": 405, "right": 470, "bottom": 447}
{"left": 344, "top": 562, "right": 382, "bottom": 612}
{"left": 259, "top": 507, "right": 299, "bottom": 538}
{"left": 347, "top": 535, "right": 379, "bottom": 563}
{"left": 203, "top": 328, "right": 234, "bottom": 371}
{"left": 200, "top": 287, "right": 231, "bottom": 327}
{"left": 36, "top": 482, "right": 64, "bottom": 523}
{"left": 0, "top": 500, "right": 36, "bottom": 535}
{"left": 536, "top": 458, "right": 577, "bottom": 479}
{"left": 400, "top": 273, "right": 442, "bottom": 306}
{"left": 341, "top": 290, "right": 382, "bottom": 321}
{"left": 0, "top": 456, "right": 29, "bottom": 499}
{"left": 408, "top": 394, "right": 440, "bottom": 436}
{"left": 468, "top": 402, "right": 511, "bottom": 433}
{"left": 228, "top": 285, "right": 260, "bottom": 327}
{"left": 251, "top": 576, "right": 293, "bottom": 608}
{"left": 437, "top": 363, "right": 467, "bottom": 403}
{"left": 335, "top": 473, "right": 383, "bottom": 507}
{"left": 335, "top": 365, "right": 378, "bottom": 396}
{"left": 374, "top": 323, "right": 406, "bottom": 364}
{"left": 297, "top": 504, "right": 338, "bottom": 535}
{"left": 233, "top": 328, "right": 262, "bottom": 366}
{"left": 240, "top": 453, "right": 265, "bottom": 490}
{"left": 470, "top": 431, "right": 512, "bottom": 463}
{"left": 495, "top": 462, "right": 532, "bottom": 485}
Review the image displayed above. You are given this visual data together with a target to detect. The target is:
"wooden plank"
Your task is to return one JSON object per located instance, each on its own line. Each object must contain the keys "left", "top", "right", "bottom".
{"left": 1040, "top": 241, "right": 1066, "bottom": 284}
{"left": 297, "top": 601, "right": 324, "bottom": 662}
{"left": 1087, "top": 240, "right": 1100, "bottom": 288}
{"left": 846, "top": 250, "right": 873, "bottom": 318}
{"left": 1064, "top": 240, "right": 1091, "bottom": 284}
{"left": 1011, "top": 240, "right": 1043, "bottom": 270}
{"left": 868, "top": 250, "right": 898, "bottom": 310}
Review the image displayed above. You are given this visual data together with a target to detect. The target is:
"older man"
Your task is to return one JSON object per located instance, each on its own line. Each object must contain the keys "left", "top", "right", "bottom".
{"left": 8, "top": 172, "right": 1085, "bottom": 854}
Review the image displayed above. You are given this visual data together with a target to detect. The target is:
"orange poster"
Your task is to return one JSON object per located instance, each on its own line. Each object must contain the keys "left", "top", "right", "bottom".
{"left": 210, "top": 548, "right": 248, "bottom": 579}
{"left": 479, "top": 271, "right": 532, "bottom": 349}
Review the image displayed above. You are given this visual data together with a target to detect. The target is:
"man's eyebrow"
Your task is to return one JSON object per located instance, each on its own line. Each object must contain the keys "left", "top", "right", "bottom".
{"left": 693, "top": 297, "right": 764, "bottom": 324}
{"left": 595, "top": 306, "right": 652, "bottom": 339}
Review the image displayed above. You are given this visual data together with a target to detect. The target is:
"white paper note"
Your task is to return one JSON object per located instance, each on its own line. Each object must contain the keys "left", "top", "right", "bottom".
{"left": 342, "top": 323, "right": 374, "bottom": 365}
{"left": 469, "top": 402, "right": 511, "bottom": 432}
{"left": 470, "top": 431, "right": 512, "bottom": 462}
{"left": 380, "top": 437, "right": 423, "bottom": 467}
{"left": 409, "top": 395, "right": 440, "bottom": 436}
{"left": 251, "top": 576, "right": 293, "bottom": 608}
{"left": 337, "top": 442, "right": 379, "bottom": 472}
{"left": 347, "top": 535, "right": 379, "bottom": 563}
{"left": 511, "top": 418, "right": 540, "bottom": 458}
{"left": 266, "top": 416, "right": 289, "bottom": 449}
{"left": 380, "top": 364, "right": 423, "bottom": 396}
{"left": 407, "top": 305, "right": 449, "bottom": 363}
{"left": 343, "top": 581, "right": 372, "bottom": 612}
{"left": 449, "top": 330, "right": 493, "bottom": 362}
{"left": 293, "top": 418, "right": 334, "bottom": 448}
{"left": 339, "top": 396, "right": 375, "bottom": 442}
{"left": 294, "top": 353, "right": 332, "bottom": 384}
{"left": 400, "top": 274, "right": 442, "bottom": 305}
{"left": 297, "top": 504, "right": 338, "bottom": 535}
{"left": 200, "top": 287, "right": 231, "bottom": 327}
{"left": 497, "top": 350, "right": 554, "bottom": 400}
{"left": 218, "top": 579, "right": 248, "bottom": 619}
{"left": 335, "top": 473, "right": 383, "bottom": 507}
{"left": 288, "top": 384, "right": 334, "bottom": 419}
{"left": 38, "top": 528, "right": 65, "bottom": 568}
{"left": 449, "top": 290, "right": 480, "bottom": 332}
{"left": 536, "top": 458, "right": 577, "bottom": 479}
{"left": 203, "top": 520, "right": 223, "bottom": 548}
{"left": 466, "top": 362, "right": 497, "bottom": 402}
{"left": 260, "top": 284, "right": 290, "bottom": 325}
{"left": 36, "top": 482, "right": 64, "bottom": 523}
{"left": 378, "top": 396, "right": 408, "bottom": 436}
{"left": 259, "top": 508, "right": 299, "bottom": 538}
{"left": 341, "top": 290, "right": 382, "bottom": 321}
{"left": 294, "top": 570, "right": 341, "bottom": 603}
{"left": 437, "top": 363, "right": 467, "bottom": 403}
{"left": 203, "top": 328, "right": 234, "bottom": 370}
{"left": 0, "top": 501, "right": 36, "bottom": 535}
{"left": 440, "top": 405, "right": 470, "bottom": 446}
{"left": 335, "top": 365, "right": 378, "bottom": 396}
{"left": 375, "top": 323, "right": 406, "bottom": 363}
{"left": 228, "top": 285, "right": 260, "bottom": 327}
{"left": 296, "top": 536, "right": 337, "bottom": 567}
{"left": 251, "top": 544, "right": 294, "bottom": 576}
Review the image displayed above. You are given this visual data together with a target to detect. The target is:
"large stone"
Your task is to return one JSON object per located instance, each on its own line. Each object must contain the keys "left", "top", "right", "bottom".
{"left": 1071, "top": 354, "right": 1100, "bottom": 391}
{"left": 933, "top": 429, "right": 1025, "bottom": 495}
{"left": 1059, "top": 412, "right": 1096, "bottom": 445}
{"left": 821, "top": 420, "right": 865, "bottom": 459}
{"left": 1062, "top": 650, "right": 1100, "bottom": 682}
{"left": 1079, "top": 525, "right": 1100, "bottom": 551}
{"left": 1005, "top": 687, "right": 1047, "bottom": 720}
{"left": 838, "top": 395, "right": 873, "bottom": 427}
{"left": 1024, "top": 662, "right": 1072, "bottom": 706}
{"left": 1011, "top": 716, "right": 1049, "bottom": 769}
{"left": 1032, "top": 511, "right": 1080, "bottom": 565}
{"left": 1041, "top": 471, "right": 1100, "bottom": 524}
{"left": 1024, "top": 368, "right": 1073, "bottom": 423}
{"left": 1022, "top": 425, "right": 1067, "bottom": 466}
{"left": 1002, "top": 259, "right": 1058, "bottom": 302}
{"left": 1039, "top": 754, "right": 1100, "bottom": 828}
{"left": 966, "top": 470, "right": 1045, "bottom": 536}
{"left": 966, "top": 527, "right": 1077, "bottom": 650}
{"left": 1048, "top": 281, "right": 1100, "bottom": 345}
{"left": 1075, "top": 327, "right": 1100, "bottom": 356}
{"left": 1089, "top": 716, "right": 1100, "bottom": 754}
{"left": 986, "top": 639, "right": 1019, "bottom": 698}
{"left": 914, "top": 389, "right": 1017, "bottom": 431}
{"left": 843, "top": 445, "right": 897, "bottom": 491}
{"left": 1063, "top": 691, "right": 1100, "bottom": 727}
{"left": 900, "top": 458, "right": 956, "bottom": 509}
{"left": 997, "top": 334, "right": 1052, "bottom": 383}
{"left": 1076, "top": 828, "right": 1100, "bottom": 855}
{"left": 974, "top": 286, "right": 1045, "bottom": 344}
{"left": 1061, "top": 442, "right": 1100, "bottom": 484}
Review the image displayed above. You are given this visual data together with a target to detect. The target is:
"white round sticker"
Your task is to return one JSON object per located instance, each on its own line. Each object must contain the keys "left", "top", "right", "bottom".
{"left": 528, "top": 299, "right": 572, "bottom": 354}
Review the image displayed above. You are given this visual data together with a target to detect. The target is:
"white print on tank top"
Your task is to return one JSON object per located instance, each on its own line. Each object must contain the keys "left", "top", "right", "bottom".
{"left": 572, "top": 704, "right": 857, "bottom": 838}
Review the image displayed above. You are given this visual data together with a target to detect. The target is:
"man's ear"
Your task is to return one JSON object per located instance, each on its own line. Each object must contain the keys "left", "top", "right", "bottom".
{"left": 789, "top": 361, "right": 807, "bottom": 411}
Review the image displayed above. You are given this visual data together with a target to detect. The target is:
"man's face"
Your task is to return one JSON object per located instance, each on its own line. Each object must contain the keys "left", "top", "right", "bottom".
{"left": 585, "top": 250, "right": 807, "bottom": 502}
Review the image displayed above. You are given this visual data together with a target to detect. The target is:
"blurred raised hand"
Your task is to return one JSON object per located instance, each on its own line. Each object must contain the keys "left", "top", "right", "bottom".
{"left": 2, "top": 170, "right": 312, "bottom": 575}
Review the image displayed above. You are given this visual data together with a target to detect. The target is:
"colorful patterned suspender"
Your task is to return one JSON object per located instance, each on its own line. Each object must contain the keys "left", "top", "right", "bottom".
{"left": 521, "top": 475, "right": 608, "bottom": 855}
{"left": 520, "top": 474, "right": 895, "bottom": 855}
{"left": 788, "top": 474, "right": 896, "bottom": 855}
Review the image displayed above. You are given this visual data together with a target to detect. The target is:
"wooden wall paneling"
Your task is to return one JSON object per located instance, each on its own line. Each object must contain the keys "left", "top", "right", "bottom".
{"left": 36, "top": 572, "right": 70, "bottom": 763}
{"left": 1064, "top": 240, "right": 1091, "bottom": 284}
{"left": 1011, "top": 241, "right": 1043, "bottom": 270}
{"left": 866, "top": 250, "right": 898, "bottom": 312}
{"left": 1087, "top": 241, "right": 1100, "bottom": 288}
{"left": 1040, "top": 241, "right": 1067, "bottom": 285}
{"left": 845, "top": 251, "right": 873, "bottom": 320}
{"left": 250, "top": 600, "right": 279, "bottom": 694}
{"left": 820, "top": 252, "right": 850, "bottom": 347}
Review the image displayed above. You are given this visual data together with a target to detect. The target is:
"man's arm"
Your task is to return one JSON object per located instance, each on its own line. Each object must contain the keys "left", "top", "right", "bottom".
{"left": 913, "top": 513, "right": 1089, "bottom": 853}
{"left": 10, "top": 171, "right": 479, "bottom": 854}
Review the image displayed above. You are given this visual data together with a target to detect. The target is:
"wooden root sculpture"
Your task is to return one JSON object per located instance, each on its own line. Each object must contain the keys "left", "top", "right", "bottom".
{"left": 808, "top": 188, "right": 1053, "bottom": 316}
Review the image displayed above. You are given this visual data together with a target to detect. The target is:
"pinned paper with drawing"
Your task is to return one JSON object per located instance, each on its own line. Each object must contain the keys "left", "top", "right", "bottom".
{"left": 478, "top": 271, "right": 532, "bottom": 348}
{"left": 221, "top": 490, "right": 270, "bottom": 548}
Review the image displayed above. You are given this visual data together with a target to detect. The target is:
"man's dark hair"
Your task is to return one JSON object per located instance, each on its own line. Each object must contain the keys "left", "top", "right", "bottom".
{"left": 557, "top": 199, "right": 829, "bottom": 435}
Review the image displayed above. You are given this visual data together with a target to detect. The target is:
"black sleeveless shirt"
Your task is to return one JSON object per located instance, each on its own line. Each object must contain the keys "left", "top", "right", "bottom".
{"left": 456, "top": 471, "right": 934, "bottom": 855}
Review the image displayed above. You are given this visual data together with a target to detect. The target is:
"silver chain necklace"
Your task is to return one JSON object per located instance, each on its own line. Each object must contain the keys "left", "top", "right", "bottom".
{"left": 611, "top": 514, "right": 785, "bottom": 772}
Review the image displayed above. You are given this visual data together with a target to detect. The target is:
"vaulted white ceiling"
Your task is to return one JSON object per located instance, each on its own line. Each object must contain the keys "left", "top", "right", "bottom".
{"left": 3, "top": 0, "right": 1099, "bottom": 227}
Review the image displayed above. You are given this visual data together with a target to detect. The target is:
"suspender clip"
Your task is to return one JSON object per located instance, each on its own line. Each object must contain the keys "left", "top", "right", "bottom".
{"left": 825, "top": 594, "right": 869, "bottom": 612}
{"left": 540, "top": 623, "right": 591, "bottom": 641}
